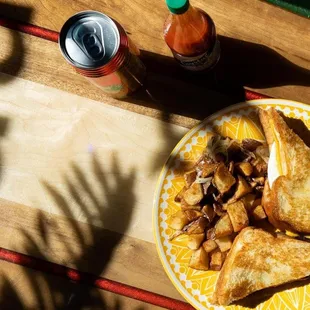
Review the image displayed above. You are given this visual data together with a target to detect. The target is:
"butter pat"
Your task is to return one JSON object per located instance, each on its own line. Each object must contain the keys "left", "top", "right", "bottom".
{"left": 268, "top": 143, "right": 281, "bottom": 188}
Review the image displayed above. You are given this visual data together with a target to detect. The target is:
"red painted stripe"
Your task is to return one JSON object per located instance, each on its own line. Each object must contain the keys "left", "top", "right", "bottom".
{"left": 0, "top": 16, "right": 59, "bottom": 42}
{"left": 0, "top": 247, "right": 193, "bottom": 310}
{"left": 245, "top": 89, "right": 271, "bottom": 100}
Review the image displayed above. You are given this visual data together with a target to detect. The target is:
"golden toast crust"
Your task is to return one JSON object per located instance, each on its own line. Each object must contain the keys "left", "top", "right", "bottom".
{"left": 258, "top": 109, "right": 274, "bottom": 149}
{"left": 259, "top": 107, "right": 310, "bottom": 233}
{"left": 262, "top": 180, "right": 292, "bottom": 231}
{"left": 211, "top": 227, "right": 310, "bottom": 306}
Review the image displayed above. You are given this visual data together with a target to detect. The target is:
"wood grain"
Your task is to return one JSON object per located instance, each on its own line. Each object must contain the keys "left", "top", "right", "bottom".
{"left": 0, "top": 72, "right": 188, "bottom": 243}
{"left": 1, "top": 0, "right": 309, "bottom": 57}
{"left": 0, "top": 260, "right": 164, "bottom": 309}
{"left": 0, "top": 0, "right": 309, "bottom": 130}
{"left": 0, "top": 72, "right": 189, "bottom": 303}
{"left": 0, "top": 18, "right": 234, "bottom": 129}
{"left": 0, "top": 0, "right": 309, "bottom": 106}
{"left": 0, "top": 198, "right": 182, "bottom": 301}
{"left": 0, "top": 25, "right": 199, "bottom": 129}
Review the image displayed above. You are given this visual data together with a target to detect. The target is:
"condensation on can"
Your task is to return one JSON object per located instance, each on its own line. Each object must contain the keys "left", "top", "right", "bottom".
{"left": 59, "top": 11, "right": 146, "bottom": 99}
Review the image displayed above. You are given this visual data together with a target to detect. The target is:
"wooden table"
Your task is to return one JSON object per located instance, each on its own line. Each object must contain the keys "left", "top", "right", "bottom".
{"left": 0, "top": 0, "right": 309, "bottom": 309}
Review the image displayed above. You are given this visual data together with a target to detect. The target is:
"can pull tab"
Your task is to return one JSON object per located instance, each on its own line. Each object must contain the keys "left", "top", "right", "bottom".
{"left": 72, "top": 21, "right": 105, "bottom": 61}
{"left": 82, "top": 33, "right": 105, "bottom": 60}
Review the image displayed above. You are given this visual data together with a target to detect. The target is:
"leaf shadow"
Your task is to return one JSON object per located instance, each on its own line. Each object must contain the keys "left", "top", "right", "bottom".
{"left": 0, "top": 275, "right": 24, "bottom": 310}
{"left": 150, "top": 110, "right": 189, "bottom": 174}
{"left": 39, "top": 152, "right": 137, "bottom": 309}
{"left": 0, "top": 151, "right": 147, "bottom": 309}
{"left": 0, "top": 3, "right": 32, "bottom": 84}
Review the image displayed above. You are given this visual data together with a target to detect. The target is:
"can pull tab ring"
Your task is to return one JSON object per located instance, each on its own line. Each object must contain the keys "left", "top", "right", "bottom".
{"left": 82, "top": 33, "right": 105, "bottom": 60}
{"left": 72, "top": 21, "right": 106, "bottom": 62}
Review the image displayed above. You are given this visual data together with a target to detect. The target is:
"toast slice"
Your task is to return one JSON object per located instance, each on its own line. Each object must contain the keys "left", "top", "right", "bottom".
{"left": 211, "top": 227, "right": 310, "bottom": 306}
{"left": 259, "top": 108, "right": 310, "bottom": 233}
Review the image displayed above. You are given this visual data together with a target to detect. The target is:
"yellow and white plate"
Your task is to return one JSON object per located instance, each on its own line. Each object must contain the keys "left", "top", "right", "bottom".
{"left": 153, "top": 99, "right": 310, "bottom": 310}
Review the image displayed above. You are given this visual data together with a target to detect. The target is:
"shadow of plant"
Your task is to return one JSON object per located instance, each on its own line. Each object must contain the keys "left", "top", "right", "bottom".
{"left": 0, "top": 275, "right": 24, "bottom": 309}
{"left": 150, "top": 110, "right": 188, "bottom": 174}
{"left": 0, "top": 152, "right": 145, "bottom": 309}
{"left": 0, "top": 3, "right": 32, "bottom": 84}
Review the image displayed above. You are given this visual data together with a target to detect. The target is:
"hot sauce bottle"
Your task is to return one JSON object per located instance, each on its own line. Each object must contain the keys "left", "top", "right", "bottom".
{"left": 164, "top": 0, "right": 220, "bottom": 71}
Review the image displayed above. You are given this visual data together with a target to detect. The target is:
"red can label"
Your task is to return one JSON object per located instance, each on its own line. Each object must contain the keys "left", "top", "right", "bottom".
{"left": 88, "top": 48, "right": 146, "bottom": 99}
{"left": 88, "top": 73, "right": 128, "bottom": 99}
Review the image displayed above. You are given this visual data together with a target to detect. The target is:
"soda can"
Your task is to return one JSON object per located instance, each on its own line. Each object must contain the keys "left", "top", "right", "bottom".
{"left": 59, "top": 11, "right": 146, "bottom": 99}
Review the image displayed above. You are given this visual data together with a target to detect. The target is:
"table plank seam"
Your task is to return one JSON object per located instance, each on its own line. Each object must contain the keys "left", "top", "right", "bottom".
{"left": 0, "top": 247, "right": 194, "bottom": 310}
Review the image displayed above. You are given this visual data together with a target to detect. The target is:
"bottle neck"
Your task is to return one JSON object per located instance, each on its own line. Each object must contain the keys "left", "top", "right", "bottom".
{"left": 164, "top": 3, "right": 215, "bottom": 56}
{"left": 171, "top": 5, "right": 201, "bottom": 25}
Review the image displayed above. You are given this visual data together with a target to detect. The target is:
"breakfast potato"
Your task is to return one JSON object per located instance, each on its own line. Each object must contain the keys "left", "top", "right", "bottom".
{"left": 174, "top": 186, "right": 186, "bottom": 202}
{"left": 189, "top": 247, "right": 209, "bottom": 271}
{"left": 227, "top": 140, "right": 242, "bottom": 156}
{"left": 252, "top": 177, "right": 265, "bottom": 186}
{"left": 213, "top": 193, "right": 224, "bottom": 204}
{"left": 181, "top": 200, "right": 202, "bottom": 211}
{"left": 202, "top": 204, "right": 216, "bottom": 222}
{"left": 227, "top": 201, "right": 249, "bottom": 232}
{"left": 168, "top": 210, "right": 190, "bottom": 230}
{"left": 241, "top": 193, "right": 257, "bottom": 212}
{"left": 228, "top": 161, "right": 234, "bottom": 174}
{"left": 184, "top": 170, "right": 197, "bottom": 188}
{"left": 255, "top": 144, "right": 269, "bottom": 163}
{"left": 203, "top": 239, "right": 218, "bottom": 253}
{"left": 249, "top": 180, "right": 258, "bottom": 188}
{"left": 252, "top": 198, "right": 262, "bottom": 209}
{"left": 213, "top": 203, "right": 225, "bottom": 216}
{"left": 213, "top": 163, "right": 236, "bottom": 194}
{"left": 235, "top": 162, "right": 253, "bottom": 177}
{"left": 183, "top": 182, "right": 204, "bottom": 205}
{"left": 200, "top": 162, "right": 219, "bottom": 177}
{"left": 255, "top": 186, "right": 264, "bottom": 193}
{"left": 170, "top": 134, "right": 270, "bottom": 273}
{"left": 210, "top": 249, "right": 224, "bottom": 271}
{"left": 221, "top": 250, "right": 229, "bottom": 261}
{"left": 228, "top": 175, "right": 252, "bottom": 203}
{"left": 187, "top": 233, "right": 205, "bottom": 250}
{"left": 242, "top": 139, "right": 262, "bottom": 151}
{"left": 203, "top": 181, "right": 214, "bottom": 195}
{"left": 169, "top": 230, "right": 183, "bottom": 241}
{"left": 221, "top": 203, "right": 228, "bottom": 211}
{"left": 186, "top": 217, "right": 209, "bottom": 234}
{"left": 206, "top": 228, "right": 216, "bottom": 240}
{"left": 251, "top": 157, "right": 268, "bottom": 177}
{"left": 251, "top": 204, "right": 267, "bottom": 220}
{"left": 214, "top": 214, "right": 234, "bottom": 237}
{"left": 215, "top": 235, "right": 234, "bottom": 252}
{"left": 184, "top": 210, "right": 203, "bottom": 222}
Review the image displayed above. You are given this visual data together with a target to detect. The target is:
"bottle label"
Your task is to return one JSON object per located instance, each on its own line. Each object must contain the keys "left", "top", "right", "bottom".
{"left": 172, "top": 39, "right": 220, "bottom": 71}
